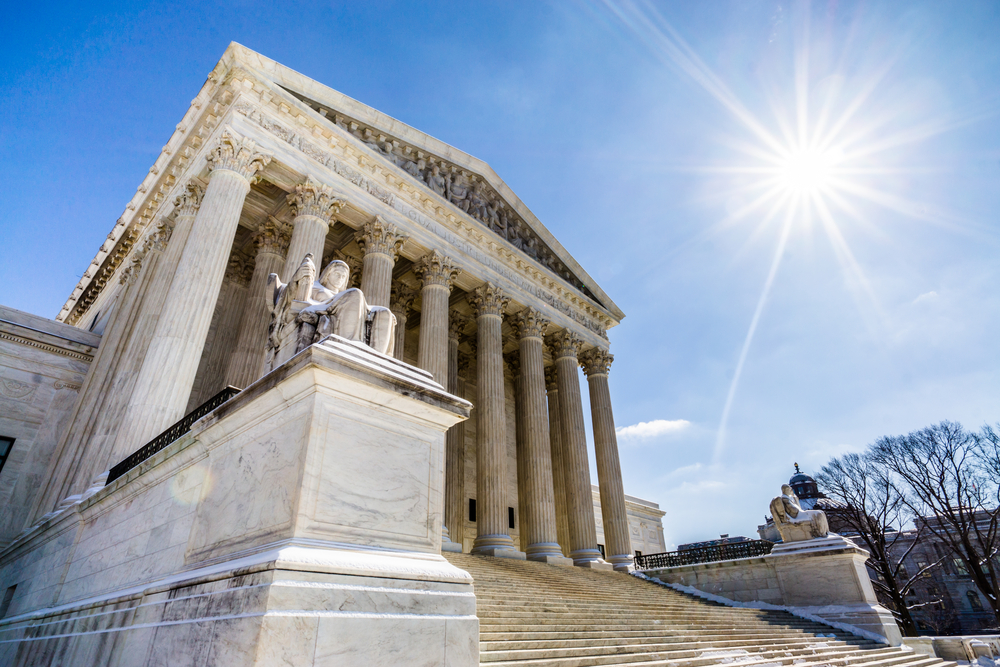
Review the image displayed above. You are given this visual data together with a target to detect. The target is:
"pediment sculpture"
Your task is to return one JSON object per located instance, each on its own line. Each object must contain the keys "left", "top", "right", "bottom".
{"left": 263, "top": 255, "right": 396, "bottom": 373}
{"left": 769, "top": 484, "right": 830, "bottom": 543}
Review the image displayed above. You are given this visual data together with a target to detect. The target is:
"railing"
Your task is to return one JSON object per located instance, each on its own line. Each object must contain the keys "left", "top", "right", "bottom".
{"left": 106, "top": 386, "right": 241, "bottom": 484}
{"left": 634, "top": 539, "right": 774, "bottom": 570}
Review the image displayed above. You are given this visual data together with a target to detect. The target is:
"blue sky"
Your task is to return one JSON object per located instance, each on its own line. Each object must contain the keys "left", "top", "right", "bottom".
{"left": 2, "top": 1, "right": 998, "bottom": 547}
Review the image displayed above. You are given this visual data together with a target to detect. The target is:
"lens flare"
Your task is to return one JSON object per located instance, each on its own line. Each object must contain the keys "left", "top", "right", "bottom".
{"left": 776, "top": 146, "right": 840, "bottom": 197}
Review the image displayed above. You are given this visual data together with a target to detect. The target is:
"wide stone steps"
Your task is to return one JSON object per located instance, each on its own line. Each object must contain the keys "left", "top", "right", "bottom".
{"left": 444, "top": 553, "right": 953, "bottom": 667}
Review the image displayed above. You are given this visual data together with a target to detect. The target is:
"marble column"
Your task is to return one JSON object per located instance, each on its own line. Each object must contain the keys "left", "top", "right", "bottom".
{"left": 511, "top": 308, "right": 571, "bottom": 564}
{"left": 226, "top": 219, "right": 290, "bottom": 388}
{"left": 282, "top": 178, "right": 343, "bottom": 279}
{"left": 389, "top": 283, "right": 417, "bottom": 362}
{"left": 414, "top": 251, "right": 460, "bottom": 384}
{"left": 113, "top": 129, "right": 270, "bottom": 454}
{"left": 187, "top": 255, "right": 252, "bottom": 409}
{"left": 444, "top": 314, "right": 470, "bottom": 546}
{"left": 545, "top": 366, "right": 572, "bottom": 556}
{"left": 581, "top": 347, "right": 633, "bottom": 571}
{"left": 548, "top": 330, "right": 607, "bottom": 568}
{"left": 468, "top": 283, "right": 523, "bottom": 559}
{"left": 356, "top": 216, "right": 406, "bottom": 308}
{"left": 33, "top": 219, "right": 175, "bottom": 518}
{"left": 506, "top": 351, "right": 527, "bottom": 546}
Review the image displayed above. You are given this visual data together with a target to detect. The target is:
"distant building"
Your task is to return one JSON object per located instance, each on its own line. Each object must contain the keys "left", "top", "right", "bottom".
{"left": 678, "top": 535, "right": 753, "bottom": 551}
{"left": 593, "top": 485, "right": 666, "bottom": 557}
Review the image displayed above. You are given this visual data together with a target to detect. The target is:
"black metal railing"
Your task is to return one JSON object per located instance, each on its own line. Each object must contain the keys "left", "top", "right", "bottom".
{"left": 106, "top": 386, "right": 241, "bottom": 484}
{"left": 634, "top": 539, "right": 774, "bottom": 570}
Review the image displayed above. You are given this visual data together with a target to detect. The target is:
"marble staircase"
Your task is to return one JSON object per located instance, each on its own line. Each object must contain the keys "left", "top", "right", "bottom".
{"left": 444, "top": 553, "right": 952, "bottom": 667}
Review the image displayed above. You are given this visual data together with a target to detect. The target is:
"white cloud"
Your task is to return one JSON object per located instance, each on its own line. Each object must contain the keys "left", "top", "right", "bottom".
{"left": 616, "top": 419, "right": 691, "bottom": 441}
{"left": 912, "top": 290, "right": 938, "bottom": 305}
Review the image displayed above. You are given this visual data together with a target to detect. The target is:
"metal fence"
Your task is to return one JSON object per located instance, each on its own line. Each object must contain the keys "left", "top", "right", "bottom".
{"left": 634, "top": 539, "right": 775, "bottom": 570}
{"left": 106, "top": 386, "right": 241, "bottom": 485}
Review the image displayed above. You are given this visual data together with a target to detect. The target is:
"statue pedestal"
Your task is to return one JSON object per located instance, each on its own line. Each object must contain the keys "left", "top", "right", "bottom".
{"left": 0, "top": 337, "right": 476, "bottom": 666}
{"left": 642, "top": 534, "right": 902, "bottom": 646}
{"left": 768, "top": 535, "right": 902, "bottom": 645}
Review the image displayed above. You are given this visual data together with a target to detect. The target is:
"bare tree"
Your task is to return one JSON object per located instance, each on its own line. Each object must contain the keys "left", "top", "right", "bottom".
{"left": 817, "top": 452, "right": 942, "bottom": 636}
{"left": 870, "top": 421, "right": 1000, "bottom": 627}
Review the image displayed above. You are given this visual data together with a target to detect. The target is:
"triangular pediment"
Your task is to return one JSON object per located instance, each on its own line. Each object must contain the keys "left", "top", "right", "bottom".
{"left": 225, "top": 43, "right": 623, "bottom": 321}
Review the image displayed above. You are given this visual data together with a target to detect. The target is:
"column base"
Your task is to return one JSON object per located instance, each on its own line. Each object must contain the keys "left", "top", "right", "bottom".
{"left": 526, "top": 543, "right": 575, "bottom": 566}
{"left": 442, "top": 526, "right": 463, "bottom": 553}
{"left": 472, "top": 534, "right": 526, "bottom": 559}
{"left": 570, "top": 548, "right": 615, "bottom": 570}
{"left": 607, "top": 553, "right": 635, "bottom": 572}
{"left": 529, "top": 553, "right": 575, "bottom": 567}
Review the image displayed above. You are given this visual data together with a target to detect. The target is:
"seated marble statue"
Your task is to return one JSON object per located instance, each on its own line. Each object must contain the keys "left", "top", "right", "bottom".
{"left": 769, "top": 484, "right": 830, "bottom": 543}
{"left": 263, "top": 255, "right": 396, "bottom": 373}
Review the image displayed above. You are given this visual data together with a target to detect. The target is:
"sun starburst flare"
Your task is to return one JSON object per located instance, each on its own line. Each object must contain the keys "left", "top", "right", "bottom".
{"left": 591, "top": 0, "right": 988, "bottom": 463}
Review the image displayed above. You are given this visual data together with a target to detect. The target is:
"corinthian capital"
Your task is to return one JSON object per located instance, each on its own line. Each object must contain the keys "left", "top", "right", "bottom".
{"left": 224, "top": 254, "right": 253, "bottom": 287}
{"left": 414, "top": 250, "right": 460, "bottom": 289}
{"left": 390, "top": 283, "right": 417, "bottom": 315}
{"left": 142, "top": 219, "right": 174, "bottom": 255}
{"left": 504, "top": 351, "right": 521, "bottom": 379}
{"left": 174, "top": 182, "right": 204, "bottom": 217}
{"left": 469, "top": 282, "right": 509, "bottom": 319}
{"left": 449, "top": 311, "right": 471, "bottom": 341}
{"left": 287, "top": 177, "right": 345, "bottom": 222}
{"left": 510, "top": 307, "right": 550, "bottom": 341}
{"left": 355, "top": 216, "right": 407, "bottom": 259}
{"left": 206, "top": 128, "right": 272, "bottom": 183}
{"left": 546, "top": 330, "right": 583, "bottom": 361}
{"left": 579, "top": 347, "right": 614, "bottom": 377}
{"left": 544, "top": 365, "right": 558, "bottom": 391}
{"left": 253, "top": 218, "right": 291, "bottom": 257}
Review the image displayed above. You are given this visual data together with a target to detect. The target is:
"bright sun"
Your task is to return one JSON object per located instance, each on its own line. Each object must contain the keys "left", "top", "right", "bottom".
{"left": 776, "top": 145, "right": 840, "bottom": 197}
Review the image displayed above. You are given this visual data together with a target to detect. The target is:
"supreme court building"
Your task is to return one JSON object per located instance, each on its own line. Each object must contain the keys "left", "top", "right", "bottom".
{"left": 0, "top": 43, "right": 649, "bottom": 662}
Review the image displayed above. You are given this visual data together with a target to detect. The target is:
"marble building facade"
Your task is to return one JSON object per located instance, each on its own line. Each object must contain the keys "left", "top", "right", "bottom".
{"left": 2, "top": 43, "right": 641, "bottom": 574}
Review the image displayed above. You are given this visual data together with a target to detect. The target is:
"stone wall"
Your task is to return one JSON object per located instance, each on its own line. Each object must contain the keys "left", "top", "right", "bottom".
{"left": 0, "top": 306, "right": 99, "bottom": 548}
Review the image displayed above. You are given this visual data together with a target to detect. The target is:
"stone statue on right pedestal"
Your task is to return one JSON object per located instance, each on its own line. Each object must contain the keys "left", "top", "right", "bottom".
{"left": 769, "top": 484, "right": 830, "bottom": 542}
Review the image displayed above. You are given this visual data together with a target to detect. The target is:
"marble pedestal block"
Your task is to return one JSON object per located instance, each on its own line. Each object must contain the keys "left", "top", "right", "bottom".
{"left": 644, "top": 535, "right": 902, "bottom": 645}
{"left": 0, "top": 336, "right": 476, "bottom": 666}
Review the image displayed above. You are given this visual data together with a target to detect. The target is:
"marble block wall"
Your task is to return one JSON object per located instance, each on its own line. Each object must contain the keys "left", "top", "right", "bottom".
{"left": 0, "top": 336, "right": 477, "bottom": 666}
{"left": 0, "top": 306, "right": 99, "bottom": 549}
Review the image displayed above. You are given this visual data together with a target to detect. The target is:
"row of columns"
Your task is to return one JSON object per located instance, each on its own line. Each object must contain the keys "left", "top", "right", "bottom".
{"left": 53, "top": 127, "right": 633, "bottom": 572}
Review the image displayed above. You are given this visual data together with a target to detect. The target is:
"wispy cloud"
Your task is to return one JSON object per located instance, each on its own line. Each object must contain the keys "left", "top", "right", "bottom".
{"left": 912, "top": 290, "right": 938, "bottom": 305}
{"left": 616, "top": 419, "right": 691, "bottom": 441}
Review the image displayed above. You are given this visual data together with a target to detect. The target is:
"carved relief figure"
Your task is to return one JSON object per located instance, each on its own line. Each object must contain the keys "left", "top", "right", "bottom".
{"left": 264, "top": 255, "right": 396, "bottom": 373}
{"left": 769, "top": 484, "right": 830, "bottom": 543}
{"left": 424, "top": 163, "right": 447, "bottom": 197}
{"left": 447, "top": 170, "right": 471, "bottom": 212}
